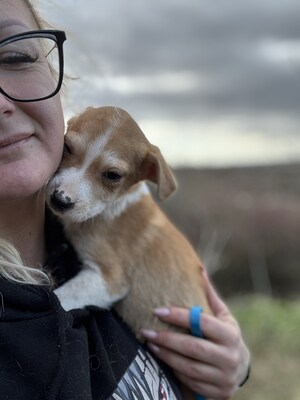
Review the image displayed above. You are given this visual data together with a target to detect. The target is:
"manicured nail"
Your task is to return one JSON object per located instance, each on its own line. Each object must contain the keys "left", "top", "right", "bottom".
{"left": 140, "top": 329, "right": 158, "bottom": 340}
{"left": 153, "top": 307, "right": 171, "bottom": 317}
{"left": 147, "top": 343, "right": 160, "bottom": 353}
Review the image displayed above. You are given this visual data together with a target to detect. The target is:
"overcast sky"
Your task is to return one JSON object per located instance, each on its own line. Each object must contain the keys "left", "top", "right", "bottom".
{"left": 38, "top": 0, "right": 300, "bottom": 167}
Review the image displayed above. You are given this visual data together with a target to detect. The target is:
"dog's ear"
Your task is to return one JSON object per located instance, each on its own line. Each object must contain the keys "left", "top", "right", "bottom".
{"left": 141, "top": 145, "right": 177, "bottom": 201}
{"left": 66, "top": 115, "right": 77, "bottom": 130}
{"left": 66, "top": 107, "right": 95, "bottom": 130}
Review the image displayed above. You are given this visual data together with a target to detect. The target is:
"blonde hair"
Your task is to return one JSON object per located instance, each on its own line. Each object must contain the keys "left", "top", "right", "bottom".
{"left": 24, "top": 0, "right": 48, "bottom": 29}
{"left": 0, "top": 240, "right": 51, "bottom": 286}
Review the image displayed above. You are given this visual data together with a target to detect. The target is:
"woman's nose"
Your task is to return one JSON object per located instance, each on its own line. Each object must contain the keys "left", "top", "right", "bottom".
{"left": 0, "top": 91, "right": 16, "bottom": 117}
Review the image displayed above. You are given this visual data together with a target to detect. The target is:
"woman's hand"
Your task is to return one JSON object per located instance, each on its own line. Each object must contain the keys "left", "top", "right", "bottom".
{"left": 140, "top": 272, "right": 250, "bottom": 400}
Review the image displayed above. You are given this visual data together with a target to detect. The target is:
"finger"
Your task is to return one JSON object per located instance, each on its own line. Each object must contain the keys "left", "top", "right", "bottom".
{"left": 147, "top": 341, "right": 223, "bottom": 383}
{"left": 152, "top": 306, "right": 238, "bottom": 344}
{"left": 203, "top": 271, "right": 230, "bottom": 319}
{"left": 140, "top": 329, "right": 223, "bottom": 365}
{"left": 201, "top": 313, "right": 240, "bottom": 344}
{"left": 153, "top": 306, "right": 191, "bottom": 330}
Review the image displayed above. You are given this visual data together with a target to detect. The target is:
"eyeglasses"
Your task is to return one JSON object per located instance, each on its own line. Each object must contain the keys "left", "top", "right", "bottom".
{"left": 0, "top": 30, "right": 66, "bottom": 102}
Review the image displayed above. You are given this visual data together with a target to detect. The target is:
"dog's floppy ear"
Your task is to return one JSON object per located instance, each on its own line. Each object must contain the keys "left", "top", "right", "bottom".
{"left": 66, "top": 115, "right": 77, "bottom": 130}
{"left": 141, "top": 145, "right": 177, "bottom": 201}
{"left": 66, "top": 107, "right": 95, "bottom": 130}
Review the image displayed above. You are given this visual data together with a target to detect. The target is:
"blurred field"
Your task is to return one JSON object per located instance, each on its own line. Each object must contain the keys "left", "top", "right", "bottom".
{"left": 158, "top": 162, "right": 300, "bottom": 399}
{"left": 161, "top": 162, "right": 300, "bottom": 298}
{"left": 230, "top": 296, "right": 300, "bottom": 400}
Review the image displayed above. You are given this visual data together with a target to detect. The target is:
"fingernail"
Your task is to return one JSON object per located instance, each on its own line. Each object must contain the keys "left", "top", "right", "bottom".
{"left": 153, "top": 307, "right": 171, "bottom": 317}
{"left": 140, "top": 329, "right": 158, "bottom": 339}
{"left": 147, "top": 343, "right": 160, "bottom": 353}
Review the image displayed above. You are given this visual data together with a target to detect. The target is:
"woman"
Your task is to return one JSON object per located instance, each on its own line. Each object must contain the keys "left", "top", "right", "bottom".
{"left": 0, "top": 1, "right": 250, "bottom": 399}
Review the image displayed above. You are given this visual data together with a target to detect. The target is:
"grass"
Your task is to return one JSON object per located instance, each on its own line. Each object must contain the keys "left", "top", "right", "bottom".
{"left": 229, "top": 295, "right": 300, "bottom": 400}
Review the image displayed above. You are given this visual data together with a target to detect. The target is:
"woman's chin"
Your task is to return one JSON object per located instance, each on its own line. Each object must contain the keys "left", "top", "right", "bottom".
{"left": 0, "top": 161, "right": 53, "bottom": 200}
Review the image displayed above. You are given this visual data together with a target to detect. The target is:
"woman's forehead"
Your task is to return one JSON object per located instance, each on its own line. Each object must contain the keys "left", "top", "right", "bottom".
{"left": 0, "top": 0, "right": 38, "bottom": 38}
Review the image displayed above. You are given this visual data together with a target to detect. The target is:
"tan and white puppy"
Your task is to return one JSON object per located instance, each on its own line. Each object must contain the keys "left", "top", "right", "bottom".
{"left": 46, "top": 106, "right": 211, "bottom": 336}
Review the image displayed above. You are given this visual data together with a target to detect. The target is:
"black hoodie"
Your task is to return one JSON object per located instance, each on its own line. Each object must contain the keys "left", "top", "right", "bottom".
{"left": 0, "top": 210, "right": 182, "bottom": 400}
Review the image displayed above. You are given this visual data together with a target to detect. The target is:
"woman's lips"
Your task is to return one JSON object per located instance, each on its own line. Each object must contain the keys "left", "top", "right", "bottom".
{"left": 0, "top": 133, "right": 33, "bottom": 149}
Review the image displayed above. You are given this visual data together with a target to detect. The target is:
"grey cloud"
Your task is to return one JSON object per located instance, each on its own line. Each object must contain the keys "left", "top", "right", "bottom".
{"left": 58, "top": 0, "right": 300, "bottom": 71}
{"left": 46, "top": 0, "right": 300, "bottom": 128}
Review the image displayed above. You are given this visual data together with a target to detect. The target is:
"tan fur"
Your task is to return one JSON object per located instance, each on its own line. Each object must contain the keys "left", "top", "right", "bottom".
{"left": 67, "top": 193, "right": 210, "bottom": 335}
{"left": 47, "top": 106, "right": 211, "bottom": 337}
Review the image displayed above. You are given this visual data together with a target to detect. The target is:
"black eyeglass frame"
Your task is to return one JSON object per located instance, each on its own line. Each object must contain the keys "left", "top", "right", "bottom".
{"left": 0, "top": 29, "right": 66, "bottom": 102}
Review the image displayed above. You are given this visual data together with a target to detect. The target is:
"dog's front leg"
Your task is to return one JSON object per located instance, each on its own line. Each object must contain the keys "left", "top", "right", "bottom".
{"left": 54, "top": 264, "right": 128, "bottom": 311}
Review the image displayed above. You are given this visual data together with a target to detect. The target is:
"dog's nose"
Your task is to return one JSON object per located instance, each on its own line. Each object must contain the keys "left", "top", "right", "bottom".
{"left": 50, "top": 190, "right": 75, "bottom": 212}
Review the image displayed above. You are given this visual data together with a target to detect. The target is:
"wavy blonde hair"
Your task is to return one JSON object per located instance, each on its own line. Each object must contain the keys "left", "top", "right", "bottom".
{"left": 0, "top": 239, "right": 51, "bottom": 286}
{"left": 24, "top": 0, "right": 48, "bottom": 29}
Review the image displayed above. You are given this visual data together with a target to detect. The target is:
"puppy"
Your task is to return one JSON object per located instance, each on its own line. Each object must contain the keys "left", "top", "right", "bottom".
{"left": 46, "top": 106, "right": 211, "bottom": 337}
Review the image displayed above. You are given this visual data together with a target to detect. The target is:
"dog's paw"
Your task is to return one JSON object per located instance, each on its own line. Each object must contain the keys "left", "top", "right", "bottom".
{"left": 53, "top": 268, "right": 127, "bottom": 311}
{"left": 54, "top": 284, "right": 87, "bottom": 311}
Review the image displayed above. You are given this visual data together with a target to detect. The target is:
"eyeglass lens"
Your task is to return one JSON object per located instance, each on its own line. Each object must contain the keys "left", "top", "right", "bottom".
{"left": 0, "top": 36, "right": 60, "bottom": 101}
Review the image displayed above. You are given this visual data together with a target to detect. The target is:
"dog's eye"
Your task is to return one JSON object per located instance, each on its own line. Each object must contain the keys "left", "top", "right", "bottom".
{"left": 102, "top": 171, "right": 122, "bottom": 182}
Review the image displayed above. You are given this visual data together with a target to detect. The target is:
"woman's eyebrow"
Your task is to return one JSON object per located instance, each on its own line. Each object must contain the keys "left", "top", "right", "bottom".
{"left": 0, "top": 19, "right": 29, "bottom": 31}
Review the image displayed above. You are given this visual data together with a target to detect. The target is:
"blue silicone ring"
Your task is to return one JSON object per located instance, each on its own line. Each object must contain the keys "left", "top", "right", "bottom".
{"left": 190, "top": 306, "right": 204, "bottom": 338}
{"left": 190, "top": 307, "right": 207, "bottom": 400}
{"left": 195, "top": 395, "right": 206, "bottom": 400}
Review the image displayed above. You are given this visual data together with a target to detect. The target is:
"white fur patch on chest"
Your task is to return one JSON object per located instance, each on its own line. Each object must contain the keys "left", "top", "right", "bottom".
{"left": 54, "top": 263, "right": 128, "bottom": 311}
